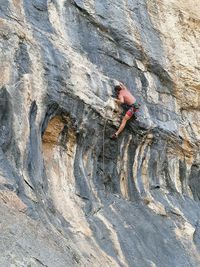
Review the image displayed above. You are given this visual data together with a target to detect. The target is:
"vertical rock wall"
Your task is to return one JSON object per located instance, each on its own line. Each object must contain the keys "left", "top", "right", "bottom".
{"left": 0, "top": 0, "right": 200, "bottom": 266}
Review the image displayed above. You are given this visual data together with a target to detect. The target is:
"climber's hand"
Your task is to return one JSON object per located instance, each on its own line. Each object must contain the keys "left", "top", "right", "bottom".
{"left": 115, "top": 99, "right": 121, "bottom": 105}
{"left": 119, "top": 82, "right": 127, "bottom": 90}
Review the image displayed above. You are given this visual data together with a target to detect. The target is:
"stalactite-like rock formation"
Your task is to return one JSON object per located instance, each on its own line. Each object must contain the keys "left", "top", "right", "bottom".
{"left": 0, "top": 1, "right": 200, "bottom": 266}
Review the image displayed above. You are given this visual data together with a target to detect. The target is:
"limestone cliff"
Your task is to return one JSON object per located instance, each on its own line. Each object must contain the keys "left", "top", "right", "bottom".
{"left": 0, "top": 1, "right": 200, "bottom": 266}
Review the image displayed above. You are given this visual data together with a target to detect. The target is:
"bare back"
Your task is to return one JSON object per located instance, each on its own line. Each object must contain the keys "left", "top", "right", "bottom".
{"left": 119, "top": 89, "right": 136, "bottom": 105}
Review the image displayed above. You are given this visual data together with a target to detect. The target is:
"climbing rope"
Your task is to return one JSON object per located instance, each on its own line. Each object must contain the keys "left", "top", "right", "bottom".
{"left": 102, "top": 97, "right": 115, "bottom": 182}
{"left": 102, "top": 110, "right": 108, "bottom": 182}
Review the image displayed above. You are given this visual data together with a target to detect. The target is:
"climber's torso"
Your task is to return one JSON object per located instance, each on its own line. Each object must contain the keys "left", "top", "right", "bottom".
{"left": 118, "top": 89, "right": 136, "bottom": 105}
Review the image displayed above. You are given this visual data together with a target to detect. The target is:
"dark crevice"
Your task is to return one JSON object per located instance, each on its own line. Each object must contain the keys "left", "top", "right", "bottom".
{"left": 14, "top": 41, "right": 32, "bottom": 80}
{"left": 32, "top": 257, "right": 48, "bottom": 267}
{"left": 70, "top": 0, "right": 110, "bottom": 35}
{"left": 24, "top": 179, "right": 34, "bottom": 191}
{"left": 146, "top": 59, "right": 174, "bottom": 92}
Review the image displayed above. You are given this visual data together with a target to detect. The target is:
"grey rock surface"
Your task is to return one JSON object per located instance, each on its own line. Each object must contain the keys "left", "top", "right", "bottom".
{"left": 0, "top": 0, "right": 200, "bottom": 266}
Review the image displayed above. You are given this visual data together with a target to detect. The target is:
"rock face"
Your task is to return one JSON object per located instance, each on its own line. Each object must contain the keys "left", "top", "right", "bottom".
{"left": 0, "top": 0, "right": 200, "bottom": 266}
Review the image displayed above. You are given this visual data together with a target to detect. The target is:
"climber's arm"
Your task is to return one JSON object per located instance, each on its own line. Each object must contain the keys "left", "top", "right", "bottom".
{"left": 119, "top": 82, "right": 128, "bottom": 91}
{"left": 115, "top": 94, "right": 124, "bottom": 105}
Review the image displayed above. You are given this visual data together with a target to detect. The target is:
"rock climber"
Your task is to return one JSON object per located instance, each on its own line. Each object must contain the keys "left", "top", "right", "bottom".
{"left": 110, "top": 82, "right": 140, "bottom": 139}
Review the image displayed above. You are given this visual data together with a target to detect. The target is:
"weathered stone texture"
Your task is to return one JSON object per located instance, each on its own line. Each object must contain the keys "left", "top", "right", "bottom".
{"left": 0, "top": 0, "right": 200, "bottom": 266}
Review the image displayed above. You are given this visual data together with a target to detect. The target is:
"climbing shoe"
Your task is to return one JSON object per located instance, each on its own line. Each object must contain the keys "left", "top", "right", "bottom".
{"left": 110, "top": 133, "right": 118, "bottom": 140}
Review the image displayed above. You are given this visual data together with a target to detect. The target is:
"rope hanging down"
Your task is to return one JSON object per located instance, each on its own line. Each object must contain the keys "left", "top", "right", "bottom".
{"left": 102, "top": 97, "right": 115, "bottom": 181}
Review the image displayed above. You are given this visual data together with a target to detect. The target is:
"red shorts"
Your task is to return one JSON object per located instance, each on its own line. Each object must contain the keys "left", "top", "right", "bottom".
{"left": 126, "top": 106, "right": 139, "bottom": 117}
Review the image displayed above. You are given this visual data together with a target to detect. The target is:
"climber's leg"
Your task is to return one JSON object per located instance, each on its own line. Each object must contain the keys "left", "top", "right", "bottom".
{"left": 116, "top": 114, "right": 131, "bottom": 135}
{"left": 110, "top": 114, "right": 131, "bottom": 139}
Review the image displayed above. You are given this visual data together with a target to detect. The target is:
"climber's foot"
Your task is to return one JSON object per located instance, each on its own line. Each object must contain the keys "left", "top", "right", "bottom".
{"left": 110, "top": 133, "right": 118, "bottom": 140}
